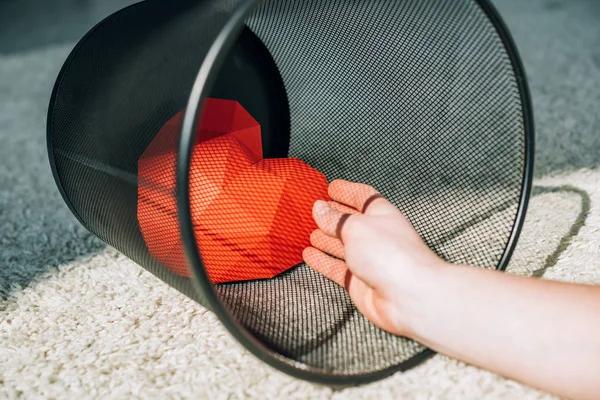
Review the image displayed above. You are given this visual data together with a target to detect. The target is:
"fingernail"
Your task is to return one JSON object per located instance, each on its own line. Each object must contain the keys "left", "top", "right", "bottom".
{"left": 313, "top": 200, "right": 330, "bottom": 215}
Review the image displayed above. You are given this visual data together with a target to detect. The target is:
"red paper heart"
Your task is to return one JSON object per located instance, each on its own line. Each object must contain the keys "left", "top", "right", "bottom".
{"left": 195, "top": 158, "right": 329, "bottom": 283}
{"left": 138, "top": 99, "right": 330, "bottom": 283}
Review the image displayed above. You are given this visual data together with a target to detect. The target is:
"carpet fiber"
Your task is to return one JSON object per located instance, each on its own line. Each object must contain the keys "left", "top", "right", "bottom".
{"left": 1, "top": 0, "right": 599, "bottom": 398}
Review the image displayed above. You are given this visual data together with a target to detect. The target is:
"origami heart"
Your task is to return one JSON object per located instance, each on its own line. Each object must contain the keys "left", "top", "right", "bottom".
{"left": 138, "top": 98, "right": 330, "bottom": 283}
{"left": 195, "top": 158, "right": 329, "bottom": 283}
{"left": 138, "top": 99, "right": 263, "bottom": 277}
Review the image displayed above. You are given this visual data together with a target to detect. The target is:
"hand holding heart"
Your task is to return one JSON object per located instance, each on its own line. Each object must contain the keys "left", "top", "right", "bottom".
{"left": 303, "top": 180, "right": 447, "bottom": 337}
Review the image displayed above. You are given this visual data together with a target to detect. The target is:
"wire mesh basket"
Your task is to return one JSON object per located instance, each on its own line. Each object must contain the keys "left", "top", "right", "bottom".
{"left": 47, "top": 0, "right": 534, "bottom": 384}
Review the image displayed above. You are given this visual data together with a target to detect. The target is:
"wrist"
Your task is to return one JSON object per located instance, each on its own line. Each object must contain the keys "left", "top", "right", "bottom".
{"left": 392, "top": 258, "right": 452, "bottom": 339}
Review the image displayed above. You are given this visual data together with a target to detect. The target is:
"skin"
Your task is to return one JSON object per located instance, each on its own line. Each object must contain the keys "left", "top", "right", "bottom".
{"left": 303, "top": 179, "right": 600, "bottom": 400}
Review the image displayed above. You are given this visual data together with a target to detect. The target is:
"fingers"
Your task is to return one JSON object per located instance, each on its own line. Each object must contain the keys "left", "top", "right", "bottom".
{"left": 310, "top": 229, "right": 345, "bottom": 259}
{"left": 304, "top": 247, "right": 396, "bottom": 334}
{"left": 303, "top": 247, "right": 350, "bottom": 288}
{"left": 312, "top": 200, "right": 356, "bottom": 240}
{"left": 328, "top": 179, "right": 398, "bottom": 216}
{"left": 303, "top": 247, "right": 377, "bottom": 313}
{"left": 330, "top": 201, "right": 359, "bottom": 215}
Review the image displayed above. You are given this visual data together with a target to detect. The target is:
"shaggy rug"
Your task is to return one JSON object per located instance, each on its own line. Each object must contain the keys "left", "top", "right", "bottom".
{"left": 1, "top": 0, "right": 599, "bottom": 398}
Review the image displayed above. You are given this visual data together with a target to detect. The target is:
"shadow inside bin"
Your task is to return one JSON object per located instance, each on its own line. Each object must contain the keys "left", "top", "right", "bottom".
{"left": 214, "top": 184, "right": 590, "bottom": 373}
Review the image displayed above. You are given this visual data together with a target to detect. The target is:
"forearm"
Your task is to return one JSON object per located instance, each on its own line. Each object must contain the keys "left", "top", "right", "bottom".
{"left": 405, "top": 263, "right": 600, "bottom": 400}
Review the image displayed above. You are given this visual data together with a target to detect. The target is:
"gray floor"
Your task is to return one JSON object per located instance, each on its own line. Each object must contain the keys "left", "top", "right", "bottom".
{"left": 0, "top": 0, "right": 137, "bottom": 54}
{"left": 1, "top": 0, "right": 599, "bottom": 175}
{"left": 496, "top": 0, "right": 600, "bottom": 176}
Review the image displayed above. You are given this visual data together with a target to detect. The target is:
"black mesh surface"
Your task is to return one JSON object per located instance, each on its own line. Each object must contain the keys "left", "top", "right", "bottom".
{"left": 48, "top": 0, "right": 531, "bottom": 382}
{"left": 211, "top": 0, "right": 527, "bottom": 375}
{"left": 48, "top": 0, "right": 247, "bottom": 306}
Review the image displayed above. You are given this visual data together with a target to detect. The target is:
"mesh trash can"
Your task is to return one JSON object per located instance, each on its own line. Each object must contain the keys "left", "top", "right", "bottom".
{"left": 47, "top": 0, "right": 534, "bottom": 385}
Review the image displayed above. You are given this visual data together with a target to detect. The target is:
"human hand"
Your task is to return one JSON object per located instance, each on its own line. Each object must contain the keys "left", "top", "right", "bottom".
{"left": 302, "top": 180, "right": 447, "bottom": 337}
{"left": 307, "top": 180, "right": 600, "bottom": 399}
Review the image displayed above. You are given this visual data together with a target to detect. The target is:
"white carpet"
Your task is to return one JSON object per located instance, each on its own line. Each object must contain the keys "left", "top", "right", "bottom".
{"left": 1, "top": 168, "right": 598, "bottom": 399}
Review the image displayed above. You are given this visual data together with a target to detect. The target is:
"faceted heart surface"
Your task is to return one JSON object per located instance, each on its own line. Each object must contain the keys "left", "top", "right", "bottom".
{"left": 138, "top": 98, "right": 330, "bottom": 283}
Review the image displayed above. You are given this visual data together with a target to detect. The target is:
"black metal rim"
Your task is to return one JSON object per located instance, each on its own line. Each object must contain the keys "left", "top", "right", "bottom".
{"left": 479, "top": 0, "right": 535, "bottom": 273}
{"left": 177, "top": 0, "right": 535, "bottom": 386}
